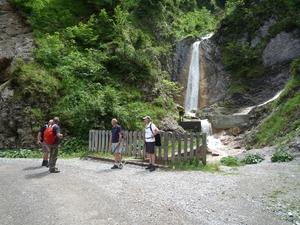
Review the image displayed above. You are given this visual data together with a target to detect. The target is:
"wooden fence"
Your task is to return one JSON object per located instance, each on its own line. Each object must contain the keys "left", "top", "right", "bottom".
{"left": 89, "top": 130, "right": 207, "bottom": 165}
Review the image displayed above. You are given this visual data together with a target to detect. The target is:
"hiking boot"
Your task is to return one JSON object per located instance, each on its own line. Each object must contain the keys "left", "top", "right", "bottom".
{"left": 145, "top": 164, "right": 151, "bottom": 170}
{"left": 49, "top": 168, "right": 60, "bottom": 173}
{"left": 111, "top": 164, "right": 118, "bottom": 169}
{"left": 44, "top": 160, "right": 49, "bottom": 167}
{"left": 118, "top": 163, "right": 123, "bottom": 169}
{"left": 149, "top": 164, "right": 156, "bottom": 172}
{"left": 41, "top": 160, "right": 47, "bottom": 166}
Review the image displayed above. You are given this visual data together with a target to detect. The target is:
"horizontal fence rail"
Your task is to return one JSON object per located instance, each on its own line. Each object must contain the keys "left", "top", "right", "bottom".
{"left": 89, "top": 130, "right": 207, "bottom": 165}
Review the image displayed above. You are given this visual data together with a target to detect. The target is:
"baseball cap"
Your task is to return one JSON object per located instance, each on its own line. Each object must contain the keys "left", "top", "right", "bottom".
{"left": 143, "top": 116, "right": 151, "bottom": 120}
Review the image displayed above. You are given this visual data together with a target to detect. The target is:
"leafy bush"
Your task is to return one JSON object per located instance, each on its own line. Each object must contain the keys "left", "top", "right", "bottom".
{"left": 0, "top": 149, "right": 42, "bottom": 158}
{"left": 220, "top": 156, "right": 243, "bottom": 166}
{"left": 271, "top": 151, "right": 294, "bottom": 162}
{"left": 60, "top": 137, "right": 88, "bottom": 154}
{"left": 243, "top": 153, "right": 265, "bottom": 164}
{"left": 169, "top": 158, "right": 220, "bottom": 172}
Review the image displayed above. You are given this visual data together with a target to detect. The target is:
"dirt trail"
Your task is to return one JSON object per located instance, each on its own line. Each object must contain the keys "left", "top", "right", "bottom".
{"left": 1, "top": 152, "right": 299, "bottom": 225}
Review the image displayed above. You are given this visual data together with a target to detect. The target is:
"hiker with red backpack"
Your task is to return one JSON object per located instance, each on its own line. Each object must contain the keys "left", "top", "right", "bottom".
{"left": 37, "top": 119, "right": 53, "bottom": 167}
{"left": 44, "top": 117, "right": 63, "bottom": 173}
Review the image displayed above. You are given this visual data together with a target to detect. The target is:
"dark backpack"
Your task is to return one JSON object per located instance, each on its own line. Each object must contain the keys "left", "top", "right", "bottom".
{"left": 150, "top": 123, "right": 161, "bottom": 146}
{"left": 44, "top": 125, "right": 56, "bottom": 145}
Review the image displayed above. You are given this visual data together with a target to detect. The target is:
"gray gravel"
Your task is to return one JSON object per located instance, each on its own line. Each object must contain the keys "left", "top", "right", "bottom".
{"left": 1, "top": 152, "right": 299, "bottom": 225}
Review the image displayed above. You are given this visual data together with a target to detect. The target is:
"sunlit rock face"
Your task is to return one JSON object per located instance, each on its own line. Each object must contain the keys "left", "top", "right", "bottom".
{"left": 0, "top": 0, "right": 35, "bottom": 149}
{"left": 0, "top": 0, "right": 34, "bottom": 82}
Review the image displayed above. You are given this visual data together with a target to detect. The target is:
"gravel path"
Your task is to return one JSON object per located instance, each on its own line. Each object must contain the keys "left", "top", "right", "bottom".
{"left": 1, "top": 152, "right": 299, "bottom": 225}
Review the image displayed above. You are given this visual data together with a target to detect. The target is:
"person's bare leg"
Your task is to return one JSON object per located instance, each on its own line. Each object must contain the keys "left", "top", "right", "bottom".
{"left": 43, "top": 152, "right": 49, "bottom": 161}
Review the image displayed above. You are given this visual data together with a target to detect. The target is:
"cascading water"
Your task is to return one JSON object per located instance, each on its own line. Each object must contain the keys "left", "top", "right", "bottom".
{"left": 183, "top": 35, "right": 285, "bottom": 158}
{"left": 184, "top": 41, "right": 201, "bottom": 112}
{"left": 183, "top": 34, "right": 225, "bottom": 155}
{"left": 184, "top": 34, "right": 213, "bottom": 112}
{"left": 200, "top": 119, "right": 213, "bottom": 136}
{"left": 235, "top": 90, "right": 284, "bottom": 115}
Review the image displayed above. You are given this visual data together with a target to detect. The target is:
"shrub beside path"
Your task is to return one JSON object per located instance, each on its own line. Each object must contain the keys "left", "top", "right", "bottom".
{"left": 0, "top": 151, "right": 299, "bottom": 225}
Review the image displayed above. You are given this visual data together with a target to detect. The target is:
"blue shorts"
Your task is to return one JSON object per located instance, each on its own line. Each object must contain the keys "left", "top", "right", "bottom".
{"left": 112, "top": 142, "right": 123, "bottom": 154}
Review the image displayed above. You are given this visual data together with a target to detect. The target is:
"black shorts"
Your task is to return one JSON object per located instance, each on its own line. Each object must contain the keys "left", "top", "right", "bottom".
{"left": 179, "top": 111, "right": 185, "bottom": 116}
{"left": 145, "top": 142, "right": 155, "bottom": 154}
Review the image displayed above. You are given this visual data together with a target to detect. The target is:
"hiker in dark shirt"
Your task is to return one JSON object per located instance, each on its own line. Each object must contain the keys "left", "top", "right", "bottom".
{"left": 110, "top": 118, "right": 123, "bottom": 169}
{"left": 37, "top": 119, "right": 53, "bottom": 167}
{"left": 48, "top": 117, "right": 63, "bottom": 173}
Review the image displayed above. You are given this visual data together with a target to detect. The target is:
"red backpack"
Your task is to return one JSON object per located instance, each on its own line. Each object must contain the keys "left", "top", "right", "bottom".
{"left": 44, "top": 125, "right": 56, "bottom": 145}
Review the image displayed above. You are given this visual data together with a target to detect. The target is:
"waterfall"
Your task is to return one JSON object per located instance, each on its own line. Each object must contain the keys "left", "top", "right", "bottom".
{"left": 184, "top": 41, "right": 201, "bottom": 112}
{"left": 200, "top": 119, "right": 212, "bottom": 136}
{"left": 235, "top": 90, "right": 283, "bottom": 115}
{"left": 184, "top": 34, "right": 213, "bottom": 112}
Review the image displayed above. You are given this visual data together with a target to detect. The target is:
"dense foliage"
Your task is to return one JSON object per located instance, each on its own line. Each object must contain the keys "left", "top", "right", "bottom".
{"left": 10, "top": 0, "right": 220, "bottom": 141}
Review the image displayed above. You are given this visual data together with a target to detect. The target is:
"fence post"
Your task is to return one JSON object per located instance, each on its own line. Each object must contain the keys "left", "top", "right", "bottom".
{"left": 163, "top": 132, "right": 168, "bottom": 165}
{"left": 123, "top": 131, "right": 128, "bottom": 156}
{"left": 89, "top": 130, "right": 93, "bottom": 153}
{"left": 202, "top": 133, "right": 207, "bottom": 165}
{"left": 177, "top": 133, "right": 181, "bottom": 162}
{"left": 183, "top": 132, "right": 188, "bottom": 160}
{"left": 189, "top": 133, "right": 194, "bottom": 159}
{"left": 137, "top": 131, "right": 142, "bottom": 158}
{"left": 105, "top": 130, "right": 110, "bottom": 153}
{"left": 195, "top": 133, "right": 200, "bottom": 160}
{"left": 133, "top": 131, "right": 137, "bottom": 157}
{"left": 171, "top": 132, "right": 175, "bottom": 163}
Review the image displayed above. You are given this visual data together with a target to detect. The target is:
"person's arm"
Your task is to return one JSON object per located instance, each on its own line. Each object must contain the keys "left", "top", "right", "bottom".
{"left": 154, "top": 128, "right": 160, "bottom": 136}
{"left": 118, "top": 127, "right": 122, "bottom": 146}
{"left": 56, "top": 132, "right": 63, "bottom": 138}
{"left": 37, "top": 131, "right": 41, "bottom": 144}
{"left": 151, "top": 124, "right": 160, "bottom": 138}
{"left": 118, "top": 132, "right": 122, "bottom": 144}
{"left": 55, "top": 126, "right": 63, "bottom": 138}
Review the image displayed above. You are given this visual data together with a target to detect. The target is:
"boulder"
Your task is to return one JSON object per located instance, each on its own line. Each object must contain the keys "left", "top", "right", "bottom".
{"left": 159, "top": 116, "right": 185, "bottom": 134}
{"left": 210, "top": 115, "right": 249, "bottom": 131}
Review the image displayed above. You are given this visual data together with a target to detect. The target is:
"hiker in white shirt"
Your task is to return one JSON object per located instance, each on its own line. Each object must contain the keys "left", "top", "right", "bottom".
{"left": 143, "top": 116, "right": 159, "bottom": 172}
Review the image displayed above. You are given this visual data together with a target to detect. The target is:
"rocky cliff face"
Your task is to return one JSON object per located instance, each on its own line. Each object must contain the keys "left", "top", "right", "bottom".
{"left": 173, "top": 27, "right": 300, "bottom": 111}
{"left": 0, "top": 0, "right": 36, "bottom": 149}
{"left": 173, "top": 36, "right": 230, "bottom": 108}
{"left": 0, "top": 0, "right": 34, "bottom": 82}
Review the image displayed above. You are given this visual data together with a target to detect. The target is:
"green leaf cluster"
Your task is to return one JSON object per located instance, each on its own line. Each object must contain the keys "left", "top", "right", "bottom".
{"left": 271, "top": 151, "right": 294, "bottom": 162}
{"left": 220, "top": 156, "right": 244, "bottom": 166}
{"left": 243, "top": 153, "right": 264, "bottom": 164}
